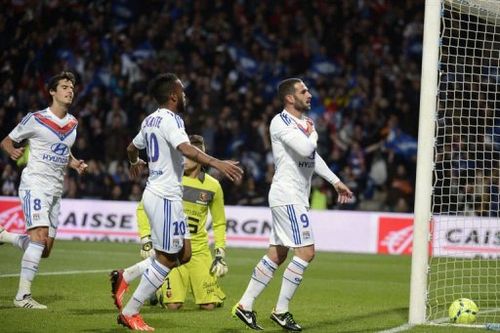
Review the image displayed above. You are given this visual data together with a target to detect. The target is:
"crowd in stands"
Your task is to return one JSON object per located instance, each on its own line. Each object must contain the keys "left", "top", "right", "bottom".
{"left": 0, "top": 0, "right": 425, "bottom": 213}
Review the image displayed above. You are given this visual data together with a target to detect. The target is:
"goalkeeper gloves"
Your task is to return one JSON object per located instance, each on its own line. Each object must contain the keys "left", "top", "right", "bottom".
{"left": 210, "top": 248, "right": 228, "bottom": 277}
{"left": 140, "top": 235, "right": 154, "bottom": 259}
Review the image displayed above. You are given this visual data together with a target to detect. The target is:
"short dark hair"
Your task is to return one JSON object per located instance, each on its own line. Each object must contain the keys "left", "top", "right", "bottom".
{"left": 277, "top": 78, "right": 302, "bottom": 103}
{"left": 47, "top": 71, "right": 76, "bottom": 92}
{"left": 189, "top": 134, "right": 205, "bottom": 152}
{"left": 148, "top": 73, "right": 180, "bottom": 104}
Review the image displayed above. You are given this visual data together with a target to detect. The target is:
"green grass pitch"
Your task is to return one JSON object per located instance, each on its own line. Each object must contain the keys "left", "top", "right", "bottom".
{"left": 0, "top": 241, "right": 481, "bottom": 332}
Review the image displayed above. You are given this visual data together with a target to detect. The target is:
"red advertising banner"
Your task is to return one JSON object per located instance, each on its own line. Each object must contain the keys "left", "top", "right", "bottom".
{"left": 0, "top": 197, "right": 26, "bottom": 234}
{"left": 377, "top": 216, "right": 414, "bottom": 255}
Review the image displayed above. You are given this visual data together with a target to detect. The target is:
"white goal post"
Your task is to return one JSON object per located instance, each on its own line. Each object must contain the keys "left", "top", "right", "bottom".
{"left": 410, "top": 0, "right": 500, "bottom": 326}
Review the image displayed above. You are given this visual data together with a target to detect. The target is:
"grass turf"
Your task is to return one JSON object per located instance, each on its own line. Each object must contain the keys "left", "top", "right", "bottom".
{"left": 0, "top": 240, "right": 483, "bottom": 332}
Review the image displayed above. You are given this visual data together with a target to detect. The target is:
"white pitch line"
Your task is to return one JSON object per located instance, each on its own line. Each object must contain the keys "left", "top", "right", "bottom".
{"left": 377, "top": 323, "right": 413, "bottom": 333}
{"left": 379, "top": 308, "right": 500, "bottom": 333}
{"left": 0, "top": 269, "right": 112, "bottom": 278}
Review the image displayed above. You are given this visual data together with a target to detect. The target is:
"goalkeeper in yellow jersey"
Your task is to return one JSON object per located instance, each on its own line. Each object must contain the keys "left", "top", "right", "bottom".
{"left": 111, "top": 134, "right": 227, "bottom": 311}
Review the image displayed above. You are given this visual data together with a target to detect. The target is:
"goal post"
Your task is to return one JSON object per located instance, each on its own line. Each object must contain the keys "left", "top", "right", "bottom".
{"left": 409, "top": 0, "right": 441, "bottom": 325}
{"left": 410, "top": 0, "right": 500, "bottom": 326}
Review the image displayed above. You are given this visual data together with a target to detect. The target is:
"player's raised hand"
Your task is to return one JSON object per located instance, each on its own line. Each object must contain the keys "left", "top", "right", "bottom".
{"left": 333, "top": 181, "right": 353, "bottom": 204}
{"left": 213, "top": 160, "right": 243, "bottom": 183}
{"left": 305, "top": 118, "right": 315, "bottom": 136}
{"left": 129, "top": 159, "right": 147, "bottom": 179}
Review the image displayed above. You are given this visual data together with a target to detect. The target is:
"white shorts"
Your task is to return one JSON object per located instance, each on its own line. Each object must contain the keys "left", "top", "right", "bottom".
{"left": 143, "top": 190, "right": 190, "bottom": 254}
{"left": 270, "top": 205, "right": 314, "bottom": 248}
{"left": 19, "top": 190, "right": 60, "bottom": 238}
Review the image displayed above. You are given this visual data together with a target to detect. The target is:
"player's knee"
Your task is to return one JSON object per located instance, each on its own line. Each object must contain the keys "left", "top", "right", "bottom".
{"left": 295, "top": 249, "right": 315, "bottom": 263}
{"left": 300, "top": 249, "right": 315, "bottom": 262}
{"left": 200, "top": 303, "right": 216, "bottom": 310}
{"left": 166, "top": 303, "right": 183, "bottom": 310}
{"left": 267, "top": 253, "right": 286, "bottom": 266}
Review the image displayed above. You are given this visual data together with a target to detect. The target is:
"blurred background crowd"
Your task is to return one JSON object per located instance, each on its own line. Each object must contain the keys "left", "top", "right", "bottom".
{"left": 0, "top": 0, "right": 425, "bottom": 212}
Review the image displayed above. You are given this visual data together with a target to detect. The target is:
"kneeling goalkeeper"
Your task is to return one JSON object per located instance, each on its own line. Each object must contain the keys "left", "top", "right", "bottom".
{"left": 111, "top": 135, "right": 227, "bottom": 311}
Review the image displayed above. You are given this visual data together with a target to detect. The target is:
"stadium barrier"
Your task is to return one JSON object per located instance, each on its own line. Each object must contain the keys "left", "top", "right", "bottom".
{"left": 0, "top": 196, "right": 498, "bottom": 257}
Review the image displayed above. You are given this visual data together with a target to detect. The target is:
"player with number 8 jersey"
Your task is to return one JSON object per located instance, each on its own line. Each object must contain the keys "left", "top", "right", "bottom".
{"left": 0, "top": 71, "right": 88, "bottom": 310}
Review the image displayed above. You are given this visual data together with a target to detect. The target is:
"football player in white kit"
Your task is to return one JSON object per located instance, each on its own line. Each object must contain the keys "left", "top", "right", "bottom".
{"left": 112, "top": 73, "right": 243, "bottom": 331}
{"left": 0, "top": 71, "right": 87, "bottom": 309}
{"left": 233, "top": 78, "right": 353, "bottom": 331}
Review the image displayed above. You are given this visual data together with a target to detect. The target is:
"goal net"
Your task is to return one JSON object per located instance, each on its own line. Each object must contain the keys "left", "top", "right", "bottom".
{"left": 426, "top": 0, "right": 500, "bottom": 324}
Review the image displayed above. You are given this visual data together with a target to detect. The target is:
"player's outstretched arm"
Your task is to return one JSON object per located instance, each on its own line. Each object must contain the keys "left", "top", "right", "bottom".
{"left": 1, "top": 136, "right": 25, "bottom": 161}
{"left": 127, "top": 142, "right": 146, "bottom": 179}
{"left": 177, "top": 142, "right": 243, "bottom": 182}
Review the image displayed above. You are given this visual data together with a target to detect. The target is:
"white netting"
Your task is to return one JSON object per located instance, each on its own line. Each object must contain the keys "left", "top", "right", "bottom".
{"left": 427, "top": 0, "right": 500, "bottom": 323}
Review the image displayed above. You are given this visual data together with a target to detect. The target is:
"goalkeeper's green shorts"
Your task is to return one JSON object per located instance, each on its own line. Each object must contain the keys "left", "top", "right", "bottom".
{"left": 157, "top": 249, "right": 226, "bottom": 306}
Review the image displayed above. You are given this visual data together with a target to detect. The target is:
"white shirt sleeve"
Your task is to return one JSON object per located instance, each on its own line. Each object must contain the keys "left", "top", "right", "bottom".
{"left": 273, "top": 120, "right": 317, "bottom": 158}
{"left": 164, "top": 115, "right": 189, "bottom": 149}
{"left": 9, "top": 113, "right": 36, "bottom": 143}
{"left": 132, "top": 124, "right": 146, "bottom": 149}
{"left": 314, "top": 152, "right": 340, "bottom": 185}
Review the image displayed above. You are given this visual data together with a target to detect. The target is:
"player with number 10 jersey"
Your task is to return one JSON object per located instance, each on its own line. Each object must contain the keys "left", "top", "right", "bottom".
{"left": 132, "top": 108, "right": 191, "bottom": 253}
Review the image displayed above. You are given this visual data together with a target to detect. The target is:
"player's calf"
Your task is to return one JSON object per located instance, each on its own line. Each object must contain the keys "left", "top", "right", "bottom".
{"left": 200, "top": 302, "right": 218, "bottom": 310}
{"left": 165, "top": 302, "right": 183, "bottom": 310}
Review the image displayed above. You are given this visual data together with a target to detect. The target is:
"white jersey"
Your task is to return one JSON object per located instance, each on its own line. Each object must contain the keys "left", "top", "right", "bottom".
{"left": 268, "top": 109, "right": 339, "bottom": 207}
{"left": 268, "top": 110, "right": 316, "bottom": 207}
{"left": 133, "top": 108, "right": 189, "bottom": 201}
{"left": 9, "top": 108, "right": 78, "bottom": 197}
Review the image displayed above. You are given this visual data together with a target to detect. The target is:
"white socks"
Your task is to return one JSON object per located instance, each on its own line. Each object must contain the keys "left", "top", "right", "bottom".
{"left": 122, "top": 259, "right": 170, "bottom": 316}
{"left": 0, "top": 229, "right": 29, "bottom": 250}
{"left": 17, "top": 235, "right": 30, "bottom": 251}
{"left": 16, "top": 241, "right": 44, "bottom": 300}
{"left": 275, "top": 256, "right": 309, "bottom": 313}
{"left": 123, "top": 258, "right": 151, "bottom": 284}
{"left": 239, "top": 255, "right": 277, "bottom": 311}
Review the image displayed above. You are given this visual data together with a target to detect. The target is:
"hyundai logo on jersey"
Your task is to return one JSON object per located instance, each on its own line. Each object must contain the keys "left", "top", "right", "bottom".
{"left": 51, "top": 143, "right": 69, "bottom": 156}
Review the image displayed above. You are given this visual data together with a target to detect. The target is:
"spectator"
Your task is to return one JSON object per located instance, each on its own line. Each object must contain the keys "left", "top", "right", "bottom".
{"left": 0, "top": 1, "right": 428, "bottom": 214}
